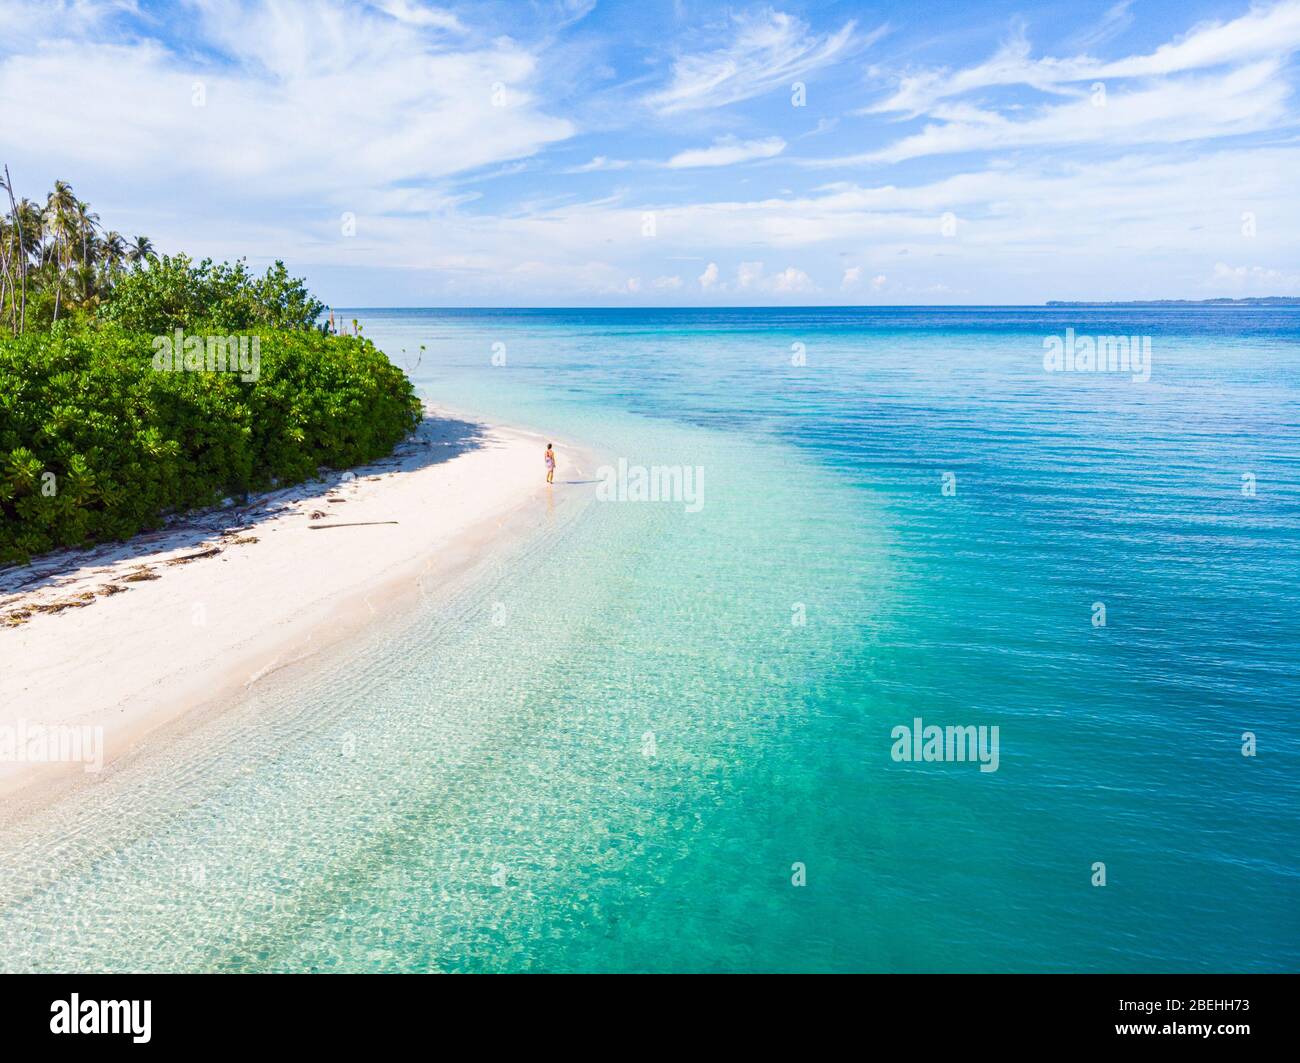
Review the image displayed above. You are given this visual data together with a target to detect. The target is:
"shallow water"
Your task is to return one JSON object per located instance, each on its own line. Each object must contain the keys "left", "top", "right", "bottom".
{"left": 2, "top": 307, "right": 1297, "bottom": 971}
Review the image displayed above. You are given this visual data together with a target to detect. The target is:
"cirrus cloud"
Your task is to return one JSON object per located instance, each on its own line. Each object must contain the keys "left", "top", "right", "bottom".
{"left": 644, "top": 8, "right": 869, "bottom": 114}
{"left": 665, "top": 136, "right": 786, "bottom": 168}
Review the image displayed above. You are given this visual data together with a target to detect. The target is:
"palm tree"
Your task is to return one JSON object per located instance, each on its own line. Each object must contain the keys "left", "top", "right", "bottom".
{"left": 129, "top": 235, "right": 154, "bottom": 267}
{"left": 75, "top": 200, "right": 99, "bottom": 264}
{"left": 1, "top": 168, "right": 35, "bottom": 333}
{"left": 0, "top": 171, "right": 13, "bottom": 332}
{"left": 102, "top": 231, "right": 127, "bottom": 273}
{"left": 43, "top": 180, "right": 77, "bottom": 322}
{"left": 70, "top": 200, "right": 101, "bottom": 307}
{"left": 1, "top": 167, "right": 158, "bottom": 331}
{"left": 0, "top": 215, "right": 13, "bottom": 334}
{"left": 14, "top": 199, "right": 42, "bottom": 264}
{"left": 45, "top": 180, "right": 76, "bottom": 229}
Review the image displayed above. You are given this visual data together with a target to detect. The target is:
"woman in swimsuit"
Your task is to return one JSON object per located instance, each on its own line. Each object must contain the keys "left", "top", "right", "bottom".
{"left": 544, "top": 443, "right": 555, "bottom": 484}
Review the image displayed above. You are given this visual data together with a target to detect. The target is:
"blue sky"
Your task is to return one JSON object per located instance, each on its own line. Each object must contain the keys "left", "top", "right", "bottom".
{"left": 2, "top": 0, "right": 1298, "bottom": 305}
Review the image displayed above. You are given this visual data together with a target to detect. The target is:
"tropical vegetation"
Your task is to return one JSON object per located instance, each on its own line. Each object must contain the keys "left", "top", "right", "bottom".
{"left": 0, "top": 169, "right": 421, "bottom": 565}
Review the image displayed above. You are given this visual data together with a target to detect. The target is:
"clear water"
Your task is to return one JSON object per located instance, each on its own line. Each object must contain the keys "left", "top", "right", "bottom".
{"left": 2, "top": 307, "right": 1297, "bottom": 972}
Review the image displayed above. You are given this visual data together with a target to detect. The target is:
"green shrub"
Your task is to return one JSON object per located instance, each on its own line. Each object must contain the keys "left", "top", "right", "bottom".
{"left": 0, "top": 324, "right": 420, "bottom": 565}
{"left": 98, "top": 255, "right": 326, "bottom": 334}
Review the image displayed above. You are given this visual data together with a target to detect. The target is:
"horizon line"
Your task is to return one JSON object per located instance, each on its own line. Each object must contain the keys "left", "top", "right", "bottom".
{"left": 324, "top": 300, "right": 1300, "bottom": 311}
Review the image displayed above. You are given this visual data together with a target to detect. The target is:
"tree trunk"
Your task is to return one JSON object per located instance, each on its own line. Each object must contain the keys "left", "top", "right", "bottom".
{"left": 2, "top": 165, "right": 25, "bottom": 334}
{"left": 51, "top": 236, "right": 62, "bottom": 323}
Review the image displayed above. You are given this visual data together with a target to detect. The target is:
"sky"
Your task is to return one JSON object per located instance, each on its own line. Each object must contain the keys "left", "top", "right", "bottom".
{"left": 1, "top": 0, "right": 1298, "bottom": 306}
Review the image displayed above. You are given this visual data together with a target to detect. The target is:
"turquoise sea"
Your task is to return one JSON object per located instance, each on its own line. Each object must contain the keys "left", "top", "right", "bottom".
{"left": 1, "top": 307, "right": 1297, "bottom": 972}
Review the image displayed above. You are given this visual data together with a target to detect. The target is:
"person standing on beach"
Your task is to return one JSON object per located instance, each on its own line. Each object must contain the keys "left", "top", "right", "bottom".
{"left": 544, "top": 443, "right": 556, "bottom": 484}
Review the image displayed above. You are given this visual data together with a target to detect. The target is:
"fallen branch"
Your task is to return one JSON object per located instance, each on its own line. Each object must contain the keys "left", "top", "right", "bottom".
{"left": 308, "top": 521, "right": 399, "bottom": 530}
{"left": 164, "top": 546, "right": 223, "bottom": 565}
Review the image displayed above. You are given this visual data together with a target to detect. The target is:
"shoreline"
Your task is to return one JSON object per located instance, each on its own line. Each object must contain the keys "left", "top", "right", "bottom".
{"left": 0, "top": 403, "right": 596, "bottom": 810}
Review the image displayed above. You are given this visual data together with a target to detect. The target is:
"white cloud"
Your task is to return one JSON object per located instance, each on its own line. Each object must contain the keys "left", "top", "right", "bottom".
{"left": 644, "top": 9, "right": 865, "bottom": 114}
{"left": 328, "top": 143, "right": 1298, "bottom": 301}
{"left": 0, "top": 0, "right": 131, "bottom": 45}
{"left": 836, "top": 266, "right": 885, "bottom": 295}
{"left": 771, "top": 265, "right": 815, "bottom": 292}
{"left": 665, "top": 136, "right": 786, "bottom": 169}
{"left": 565, "top": 155, "right": 630, "bottom": 173}
{"left": 871, "top": 0, "right": 1300, "bottom": 117}
{"left": 1066, "top": 1, "right": 1136, "bottom": 52}
{"left": 1212, "top": 261, "right": 1300, "bottom": 290}
{"left": 735, "top": 261, "right": 815, "bottom": 293}
{"left": 736, "top": 261, "right": 764, "bottom": 289}
{"left": 374, "top": 0, "right": 463, "bottom": 31}
{"left": 820, "top": 59, "right": 1291, "bottom": 165}
{"left": 0, "top": 0, "right": 573, "bottom": 204}
{"left": 131, "top": 139, "right": 1294, "bottom": 303}
{"left": 1098, "top": 0, "right": 1300, "bottom": 77}
{"left": 654, "top": 275, "right": 683, "bottom": 289}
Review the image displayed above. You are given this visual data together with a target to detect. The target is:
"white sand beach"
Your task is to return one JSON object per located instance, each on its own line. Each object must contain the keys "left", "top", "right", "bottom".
{"left": 0, "top": 405, "right": 589, "bottom": 805}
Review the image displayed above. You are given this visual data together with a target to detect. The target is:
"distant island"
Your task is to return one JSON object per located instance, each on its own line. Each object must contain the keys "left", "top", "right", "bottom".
{"left": 1046, "top": 297, "right": 1300, "bottom": 307}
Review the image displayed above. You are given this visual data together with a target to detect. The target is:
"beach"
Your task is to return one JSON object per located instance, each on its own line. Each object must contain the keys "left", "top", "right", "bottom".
{"left": 0, "top": 403, "right": 589, "bottom": 806}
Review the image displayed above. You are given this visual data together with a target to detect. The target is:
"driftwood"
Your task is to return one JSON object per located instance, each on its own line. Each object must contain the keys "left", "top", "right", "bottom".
{"left": 308, "top": 521, "right": 399, "bottom": 530}
{"left": 164, "top": 546, "right": 222, "bottom": 565}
